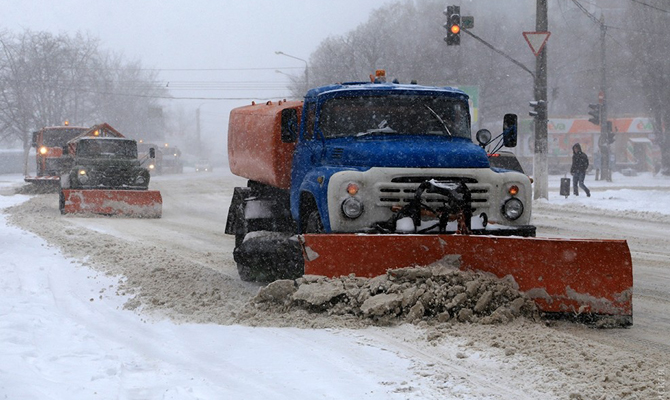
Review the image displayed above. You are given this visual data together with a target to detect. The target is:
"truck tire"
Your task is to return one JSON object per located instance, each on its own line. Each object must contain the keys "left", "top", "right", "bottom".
{"left": 233, "top": 232, "right": 303, "bottom": 282}
{"left": 236, "top": 259, "right": 255, "bottom": 282}
{"left": 300, "top": 195, "right": 323, "bottom": 233}
{"left": 304, "top": 210, "right": 324, "bottom": 233}
{"left": 59, "top": 190, "right": 65, "bottom": 215}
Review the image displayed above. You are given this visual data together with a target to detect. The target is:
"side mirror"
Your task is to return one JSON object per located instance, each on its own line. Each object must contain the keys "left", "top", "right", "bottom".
{"left": 281, "top": 108, "right": 298, "bottom": 143}
{"left": 62, "top": 146, "right": 69, "bottom": 155}
{"left": 149, "top": 148, "right": 156, "bottom": 159}
{"left": 31, "top": 132, "right": 39, "bottom": 148}
{"left": 503, "top": 113, "right": 518, "bottom": 148}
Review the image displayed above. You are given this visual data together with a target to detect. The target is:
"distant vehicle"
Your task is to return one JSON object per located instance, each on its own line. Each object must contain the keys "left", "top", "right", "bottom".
{"left": 162, "top": 145, "right": 184, "bottom": 174}
{"left": 25, "top": 123, "right": 88, "bottom": 183}
{"left": 137, "top": 142, "right": 162, "bottom": 174}
{"left": 195, "top": 159, "right": 213, "bottom": 172}
{"left": 488, "top": 151, "right": 525, "bottom": 173}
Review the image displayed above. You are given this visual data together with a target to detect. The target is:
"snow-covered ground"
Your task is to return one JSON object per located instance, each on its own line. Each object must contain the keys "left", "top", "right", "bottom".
{"left": 1, "top": 171, "right": 669, "bottom": 399}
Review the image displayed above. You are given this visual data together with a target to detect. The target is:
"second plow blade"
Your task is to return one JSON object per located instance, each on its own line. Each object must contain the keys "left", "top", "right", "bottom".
{"left": 300, "top": 234, "right": 633, "bottom": 324}
{"left": 60, "top": 189, "right": 162, "bottom": 218}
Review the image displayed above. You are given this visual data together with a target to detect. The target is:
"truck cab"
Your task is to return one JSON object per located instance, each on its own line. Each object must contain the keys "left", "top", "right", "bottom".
{"left": 25, "top": 124, "right": 89, "bottom": 183}
{"left": 285, "top": 81, "right": 532, "bottom": 235}
{"left": 61, "top": 137, "right": 151, "bottom": 191}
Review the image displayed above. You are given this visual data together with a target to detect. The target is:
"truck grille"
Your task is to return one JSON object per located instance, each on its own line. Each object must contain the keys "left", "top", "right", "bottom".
{"left": 44, "top": 158, "right": 72, "bottom": 175}
{"left": 376, "top": 176, "right": 490, "bottom": 209}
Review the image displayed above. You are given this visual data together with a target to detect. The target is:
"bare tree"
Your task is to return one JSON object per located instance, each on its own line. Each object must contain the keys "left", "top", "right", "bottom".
{"left": 0, "top": 30, "right": 167, "bottom": 175}
{"left": 627, "top": 0, "right": 670, "bottom": 175}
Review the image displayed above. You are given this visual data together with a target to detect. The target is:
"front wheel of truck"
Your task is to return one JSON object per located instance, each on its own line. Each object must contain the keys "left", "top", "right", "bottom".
{"left": 59, "top": 190, "right": 65, "bottom": 215}
{"left": 303, "top": 210, "right": 324, "bottom": 233}
{"left": 300, "top": 195, "right": 324, "bottom": 233}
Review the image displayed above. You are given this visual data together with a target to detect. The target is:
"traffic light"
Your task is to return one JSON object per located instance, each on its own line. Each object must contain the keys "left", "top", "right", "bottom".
{"left": 529, "top": 100, "right": 545, "bottom": 119}
{"left": 443, "top": 5, "right": 461, "bottom": 46}
{"left": 588, "top": 103, "right": 601, "bottom": 126}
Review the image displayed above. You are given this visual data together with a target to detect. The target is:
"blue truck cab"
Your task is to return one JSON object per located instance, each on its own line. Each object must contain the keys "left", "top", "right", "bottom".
{"left": 287, "top": 80, "right": 532, "bottom": 234}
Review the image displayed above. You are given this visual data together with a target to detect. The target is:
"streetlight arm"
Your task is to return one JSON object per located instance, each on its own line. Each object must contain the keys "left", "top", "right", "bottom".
{"left": 275, "top": 51, "right": 310, "bottom": 91}
{"left": 275, "top": 51, "right": 307, "bottom": 65}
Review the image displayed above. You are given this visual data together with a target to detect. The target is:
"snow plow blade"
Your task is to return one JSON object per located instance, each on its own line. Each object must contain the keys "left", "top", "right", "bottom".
{"left": 60, "top": 189, "right": 162, "bottom": 218}
{"left": 300, "top": 234, "right": 633, "bottom": 322}
{"left": 25, "top": 176, "right": 61, "bottom": 184}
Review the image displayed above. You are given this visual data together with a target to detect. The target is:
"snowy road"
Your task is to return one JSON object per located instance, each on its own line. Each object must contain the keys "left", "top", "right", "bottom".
{"left": 2, "top": 171, "right": 669, "bottom": 399}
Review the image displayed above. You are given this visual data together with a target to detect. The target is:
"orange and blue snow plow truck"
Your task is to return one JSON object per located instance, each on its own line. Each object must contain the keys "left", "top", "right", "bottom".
{"left": 59, "top": 123, "right": 162, "bottom": 218}
{"left": 225, "top": 71, "right": 633, "bottom": 326}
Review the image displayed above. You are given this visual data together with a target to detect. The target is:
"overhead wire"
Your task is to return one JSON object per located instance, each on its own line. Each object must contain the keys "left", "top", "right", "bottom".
{"left": 629, "top": 0, "right": 670, "bottom": 13}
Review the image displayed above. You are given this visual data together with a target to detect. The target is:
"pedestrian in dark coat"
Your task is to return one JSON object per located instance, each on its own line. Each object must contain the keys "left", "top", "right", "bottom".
{"left": 570, "top": 143, "right": 591, "bottom": 197}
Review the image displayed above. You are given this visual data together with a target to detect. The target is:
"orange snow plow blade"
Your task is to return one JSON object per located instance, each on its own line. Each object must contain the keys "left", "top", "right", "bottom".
{"left": 60, "top": 189, "right": 162, "bottom": 218}
{"left": 300, "top": 234, "right": 633, "bottom": 321}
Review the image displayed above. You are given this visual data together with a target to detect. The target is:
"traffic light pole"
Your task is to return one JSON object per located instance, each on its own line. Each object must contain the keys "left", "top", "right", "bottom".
{"left": 532, "top": 0, "right": 549, "bottom": 200}
{"left": 599, "top": 16, "right": 612, "bottom": 182}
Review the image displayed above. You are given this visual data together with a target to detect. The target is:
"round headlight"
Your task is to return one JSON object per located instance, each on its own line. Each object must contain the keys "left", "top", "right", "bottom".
{"left": 39, "top": 146, "right": 48, "bottom": 155}
{"left": 342, "top": 197, "right": 363, "bottom": 219}
{"left": 502, "top": 198, "right": 524, "bottom": 220}
{"left": 77, "top": 169, "right": 89, "bottom": 183}
{"left": 135, "top": 175, "right": 146, "bottom": 184}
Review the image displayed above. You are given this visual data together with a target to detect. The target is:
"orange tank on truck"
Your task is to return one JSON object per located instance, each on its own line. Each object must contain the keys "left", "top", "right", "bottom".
{"left": 225, "top": 73, "right": 633, "bottom": 326}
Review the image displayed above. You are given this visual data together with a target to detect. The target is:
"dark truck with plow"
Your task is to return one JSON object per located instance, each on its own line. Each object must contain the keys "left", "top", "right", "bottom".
{"left": 59, "top": 124, "right": 162, "bottom": 218}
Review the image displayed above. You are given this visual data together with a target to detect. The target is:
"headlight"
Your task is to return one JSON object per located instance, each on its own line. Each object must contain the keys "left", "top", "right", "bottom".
{"left": 135, "top": 175, "right": 146, "bottom": 184}
{"left": 149, "top": 164, "right": 155, "bottom": 170}
{"left": 502, "top": 198, "right": 524, "bottom": 220}
{"left": 39, "top": 146, "right": 48, "bottom": 155}
{"left": 77, "top": 169, "right": 89, "bottom": 183}
{"left": 342, "top": 197, "right": 363, "bottom": 219}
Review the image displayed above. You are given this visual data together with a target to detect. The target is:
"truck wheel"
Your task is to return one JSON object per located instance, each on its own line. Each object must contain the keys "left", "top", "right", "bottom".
{"left": 236, "top": 262, "right": 255, "bottom": 281}
{"left": 304, "top": 210, "right": 324, "bottom": 233}
{"left": 58, "top": 190, "right": 65, "bottom": 215}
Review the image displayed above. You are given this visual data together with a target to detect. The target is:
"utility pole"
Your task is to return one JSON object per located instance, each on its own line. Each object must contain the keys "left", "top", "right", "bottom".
{"left": 598, "top": 15, "right": 612, "bottom": 182}
{"left": 196, "top": 106, "right": 201, "bottom": 158}
{"left": 533, "top": 0, "right": 549, "bottom": 200}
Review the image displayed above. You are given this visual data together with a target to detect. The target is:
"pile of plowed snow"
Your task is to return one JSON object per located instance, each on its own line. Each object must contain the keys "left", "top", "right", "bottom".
{"left": 240, "top": 256, "right": 539, "bottom": 326}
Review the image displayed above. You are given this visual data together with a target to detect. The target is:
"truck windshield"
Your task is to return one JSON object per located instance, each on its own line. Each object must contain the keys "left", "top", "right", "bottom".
{"left": 318, "top": 95, "right": 471, "bottom": 139}
{"left": 41, "top": 128, "right": 88, "bottom": 147}
{"left": 78, "top": 140, "right": 138, "bottom": 159}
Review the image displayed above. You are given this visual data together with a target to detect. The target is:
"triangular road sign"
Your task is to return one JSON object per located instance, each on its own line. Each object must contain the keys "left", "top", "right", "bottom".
{"left": 523, "top": 31, "right": 551, "bottom": 56}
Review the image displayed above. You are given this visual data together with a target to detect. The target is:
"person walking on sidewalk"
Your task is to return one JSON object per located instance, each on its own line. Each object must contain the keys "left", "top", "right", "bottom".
{"left": 570, "top": 143, "right": 591, "bottom": 197}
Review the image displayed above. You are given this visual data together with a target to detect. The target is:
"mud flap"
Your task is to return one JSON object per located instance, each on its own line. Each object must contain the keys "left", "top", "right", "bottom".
{"left": 60, "top": 189, "right": 162, "bottom": 218}
{"left": 299, "top": 234, "right": 633, "bottom": 321}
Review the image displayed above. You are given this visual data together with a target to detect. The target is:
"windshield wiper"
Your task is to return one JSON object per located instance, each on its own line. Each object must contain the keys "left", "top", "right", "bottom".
{"left": 424, "top": 105, "right": 452, "bottom": 137}
{"left": 356, "top": 119, "right": 396, "bottom": 137}
{"left": 356, "top": 126, "right": 396, "bottom": 137}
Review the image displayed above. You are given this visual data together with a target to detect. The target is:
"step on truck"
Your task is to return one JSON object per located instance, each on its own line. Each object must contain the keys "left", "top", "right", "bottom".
{"left": 225, "top": 71, "right": 633, "bottom": 325}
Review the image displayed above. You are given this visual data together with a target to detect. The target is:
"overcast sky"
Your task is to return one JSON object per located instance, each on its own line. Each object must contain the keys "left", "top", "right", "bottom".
{"left": 0, "top": 0, "right": 392, "bottom": 154}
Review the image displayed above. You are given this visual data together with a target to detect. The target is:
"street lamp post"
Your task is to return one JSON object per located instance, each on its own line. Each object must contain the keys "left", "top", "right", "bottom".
{"left": 275, "top": 51, "right": 309, "bottom": 93}
{"left": 195, "top": 102, "right": 208, "bottom": 159}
